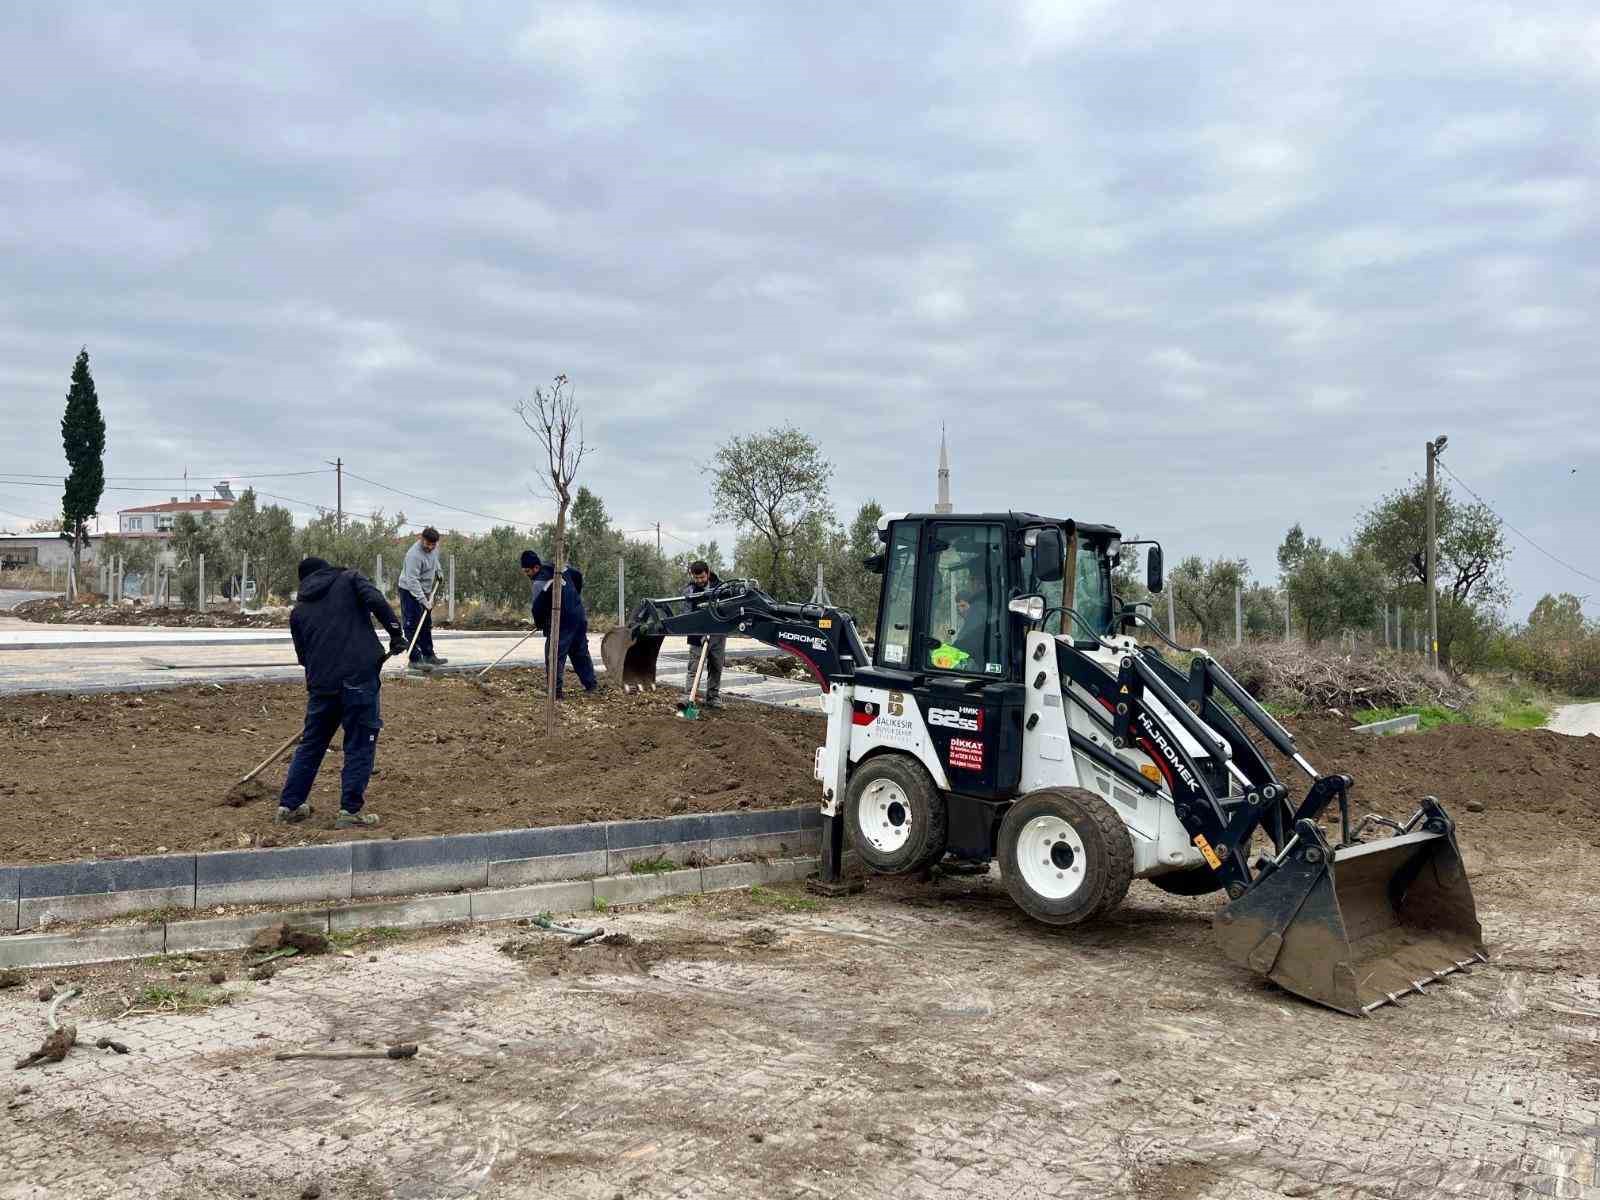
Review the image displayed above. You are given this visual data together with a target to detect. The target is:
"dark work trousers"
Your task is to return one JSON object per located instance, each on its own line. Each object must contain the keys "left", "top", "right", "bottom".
{"left": 544, "top": 618, "right": 598, "bottom": 697}
{"left": 400, "top": 590, "right": 434, "bottom": 663}
{"left": 686, "top": 637, "right": 725, "bottom": 703}
{"left": 279, "top": 672, "right": 384, "bottom": 813}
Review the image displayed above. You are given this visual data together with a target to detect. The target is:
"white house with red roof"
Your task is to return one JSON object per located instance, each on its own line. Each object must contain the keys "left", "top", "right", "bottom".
{"left": 117, "top": 482, "right": 236, "bottom": 539}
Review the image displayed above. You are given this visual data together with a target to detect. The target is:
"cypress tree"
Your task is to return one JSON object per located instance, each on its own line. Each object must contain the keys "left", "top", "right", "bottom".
{"left": 60, "top": 347, "right": 106, "bottom": 581}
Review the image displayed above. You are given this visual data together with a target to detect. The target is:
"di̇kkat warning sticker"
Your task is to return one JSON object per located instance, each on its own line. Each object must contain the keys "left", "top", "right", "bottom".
{"left": 948, "top": 737, "right": 984, "bottom": 771}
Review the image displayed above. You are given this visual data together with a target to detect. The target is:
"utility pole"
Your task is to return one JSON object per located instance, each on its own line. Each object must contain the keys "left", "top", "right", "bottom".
{"left": 655, "top": 522, "right": 662, "bottom": 559}
{"left": 327, "top": 458, "right": 343, "bottom": 532}
{"left": 1426, "top": 435, "right": 1447, "bottom": 669}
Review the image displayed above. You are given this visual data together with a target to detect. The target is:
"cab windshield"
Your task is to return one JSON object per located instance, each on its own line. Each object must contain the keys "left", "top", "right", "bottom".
{"left": 1071, "top": 542, "right": 1113, "bottom": 640}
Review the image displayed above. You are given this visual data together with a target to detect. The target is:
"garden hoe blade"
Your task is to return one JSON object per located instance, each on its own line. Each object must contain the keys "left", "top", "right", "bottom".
{"left": 1213, "top": 802, "right": 1486, "bottom": 1016}
{"left": 601, "top": 626, "right": 664, "bottom": 692}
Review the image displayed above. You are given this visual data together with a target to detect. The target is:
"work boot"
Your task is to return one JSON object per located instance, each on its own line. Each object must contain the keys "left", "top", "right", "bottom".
{"left": 335, "top": 810, "right": 380, "bottom": 829}
{"left": 705, "top": 697, "right": 724, "bottom": 710}
{"left": 423, "top": 654, "right": 449, "bottom": 667}
{"left": 275, "top": 804, "right": 312, "bottom": 824}
{"left": 407, "top": 660, "right": 433, "bottom": 675}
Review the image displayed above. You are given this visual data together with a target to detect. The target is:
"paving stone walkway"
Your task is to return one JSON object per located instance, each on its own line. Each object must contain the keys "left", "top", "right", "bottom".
{"left": 3, "top": 860, "right": 1596, "bottom": 1200}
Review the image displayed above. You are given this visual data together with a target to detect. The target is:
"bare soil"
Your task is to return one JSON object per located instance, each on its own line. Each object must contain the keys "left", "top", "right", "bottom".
{"left": 0, "top": 668, "right": 823, "bottom": 864}
{"left": 4, "top": 670, "right": 1596, "bottom": 867}
{"left": 1252, "top": 712, "right": 1600, "bottom": 853}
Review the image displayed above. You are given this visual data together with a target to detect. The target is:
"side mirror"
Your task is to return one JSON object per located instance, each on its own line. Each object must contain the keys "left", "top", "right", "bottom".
{"left": 1033, "top": 529, "right": 1065, "bottom": 583}
{"left": 1008, "top": 594, "right": 1046, "bottom": 622}
{"left": 1146, "top": 545, "right": 1164, "bottom": 593}
{"left": 862, "top": 553, "right": 886, "bottom": 575}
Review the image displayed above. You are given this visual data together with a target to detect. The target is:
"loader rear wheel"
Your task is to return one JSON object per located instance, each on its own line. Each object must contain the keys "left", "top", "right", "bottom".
{"left": 844, "top": 755, "right": 948, "bottom": 875}
{"left": 998, "top": 788, "right": 1133, "bottom": 926}
{"left": 1148, "top": 865, "right": 1225, "bottom": 897}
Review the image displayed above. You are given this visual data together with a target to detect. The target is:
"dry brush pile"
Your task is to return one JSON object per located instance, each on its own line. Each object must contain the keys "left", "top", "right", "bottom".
{"left": 1216, "top": 642, "right": 1474, "bottom": 713}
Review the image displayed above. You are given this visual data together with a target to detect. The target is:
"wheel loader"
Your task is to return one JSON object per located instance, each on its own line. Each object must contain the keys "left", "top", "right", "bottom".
{"left": 602, "top": 511, "right": 1487, "bottom": 1016}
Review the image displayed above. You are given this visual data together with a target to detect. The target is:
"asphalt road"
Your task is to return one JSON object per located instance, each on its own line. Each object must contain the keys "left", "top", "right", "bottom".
{"left": 0, "top": 589, "right": 58, "bottom": 612}
{"left": 1545, "top": 701, "right": 1600, "bottom": 736}
{"left": 0, "top": 618, "right": 820, "bottom": 710}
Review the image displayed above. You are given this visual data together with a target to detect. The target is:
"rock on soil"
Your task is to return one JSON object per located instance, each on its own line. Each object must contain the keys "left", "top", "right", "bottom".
{"left": 0, "top": 970, "right": 23, "bottom": 990}
{"left": 249, "top": 924, "right": 330, "bottom": 956}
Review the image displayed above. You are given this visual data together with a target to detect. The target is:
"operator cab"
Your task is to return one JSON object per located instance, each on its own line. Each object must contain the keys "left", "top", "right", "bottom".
{"left": 857, "top": 513, "right": 1139, "bottom": 820}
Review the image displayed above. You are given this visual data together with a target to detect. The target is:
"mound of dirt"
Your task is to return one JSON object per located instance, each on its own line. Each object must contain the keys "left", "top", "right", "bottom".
{"left": 1253, "top": 713, "right": 1600, "bottom": 848}
{"left": 0, "top": 668, "right": 824, "bottom": 864}
{"left": 10, "top": 597, "right": 286, "bottom": 628}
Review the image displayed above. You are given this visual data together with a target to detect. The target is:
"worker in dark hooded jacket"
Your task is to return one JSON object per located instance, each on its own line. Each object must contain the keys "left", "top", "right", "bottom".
{"left": 520, "top": 550, "right": 597, "bottom": 698}
{"left": 278, "top": 557, "right": 407, "bottom": 828}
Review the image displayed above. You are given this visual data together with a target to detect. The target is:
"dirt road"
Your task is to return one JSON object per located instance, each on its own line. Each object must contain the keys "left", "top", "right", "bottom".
{"left": 2, "top": 844, "right": 1596, "bottom": 1200}
{"left": 1547, "top": 702, "right": 1600, "bottom": 737}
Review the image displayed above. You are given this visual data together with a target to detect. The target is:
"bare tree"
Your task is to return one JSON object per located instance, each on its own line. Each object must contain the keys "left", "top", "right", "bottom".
{"left": 516, "top": 374, "right": 589, "bottom": 734}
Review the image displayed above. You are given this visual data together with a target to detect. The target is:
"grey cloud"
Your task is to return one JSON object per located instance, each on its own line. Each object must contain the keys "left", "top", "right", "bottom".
{"left": 1, "top": 1, "right": 1598, "bottom": 613}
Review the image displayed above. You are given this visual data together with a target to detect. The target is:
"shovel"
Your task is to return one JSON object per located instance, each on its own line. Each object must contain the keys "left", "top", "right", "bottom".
{"left": 676, "top": 641, "right": 712, "bottom": 720}
{"left": 399, "top": 578, "right": 441, "bottom": 675}
{"left": 472, "top": 628, "right": 541, "bottom": 694}
{"left": 223, "top": 728, "right": 303, "bottom": 806}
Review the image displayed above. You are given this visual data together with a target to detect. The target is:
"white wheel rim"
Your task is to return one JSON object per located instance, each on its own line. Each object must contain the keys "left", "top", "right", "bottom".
{"left": 1016, "top": 815, "right": 1088, "bottom": 901}
{"left": 858, "top": 778, "right": 913, "bottom": 853}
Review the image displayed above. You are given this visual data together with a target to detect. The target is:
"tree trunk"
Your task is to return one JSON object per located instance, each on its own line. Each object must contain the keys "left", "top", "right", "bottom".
{"left": 545, "top": 504, "right": 568, "bottom": 736}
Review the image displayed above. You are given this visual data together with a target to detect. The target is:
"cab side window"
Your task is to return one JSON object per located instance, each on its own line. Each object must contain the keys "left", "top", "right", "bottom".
{"left": 926, "top": 523, "right": 1005, "bottom": 676}
{"left": 876, "top": 523, "right": 919, "bottom": 668}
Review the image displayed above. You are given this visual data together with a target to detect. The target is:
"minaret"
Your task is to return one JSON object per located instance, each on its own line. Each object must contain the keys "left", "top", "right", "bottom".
{"left": 934, "top": 424, "right": 953, "bottom": 513}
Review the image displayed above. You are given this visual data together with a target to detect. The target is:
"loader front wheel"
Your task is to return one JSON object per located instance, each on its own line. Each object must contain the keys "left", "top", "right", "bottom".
{"left": 844, "top": 756, "right": 948, "bottom": 875}
{"left": 998, "top": 788, "right": 1133, "bottom": 925}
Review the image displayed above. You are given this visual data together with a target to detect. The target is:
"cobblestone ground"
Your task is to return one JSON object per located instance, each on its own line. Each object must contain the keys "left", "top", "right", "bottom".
{"left": 3, "top": 850, "right": 1598, "bottom": 1200}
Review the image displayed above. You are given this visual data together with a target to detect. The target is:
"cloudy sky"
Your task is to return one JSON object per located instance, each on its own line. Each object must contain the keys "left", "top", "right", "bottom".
{"left": 2, "top": 1, "right": 1597, "bottom": 616}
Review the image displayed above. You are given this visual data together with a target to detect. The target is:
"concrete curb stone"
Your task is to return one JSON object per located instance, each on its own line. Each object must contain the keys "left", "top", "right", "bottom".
{"left": 0, "top": 925, "right": 166, "bottom": 970}
{"left": 165, "top": 911, "right": 330, "bottom": 954}
{"left": 196, "top": 843, "right": 353, "bottom": 907}
{"left": 0, "top": 857, "right": 823, "bottom": 968}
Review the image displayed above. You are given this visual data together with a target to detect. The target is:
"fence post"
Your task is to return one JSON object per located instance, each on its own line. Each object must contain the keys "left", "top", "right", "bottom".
{"left": 447, "top": 555, "right": 456, "bottom": 623}
{"left": 1283, "top": 594, "right": 1290, "bottom": 640}
{"left": 240, "top": 552, "right": 248, "bottom": 613}
{"left": 198, "top": 554, "right": 206, "bottom": 612}
{"left": 1234, "top": 585, "right": 1242, "bottom": 645}
{"left": 1166, "top": 587, "right": 1176, "bottom": 638}
{"left": 375, "top": 553, "right": 384, "bottom": 592}
{"left": 618, "top": 555, "right": 625, "bottom": 624}
{"left": 114, "top": 556, "right": 122, "bottom": 603}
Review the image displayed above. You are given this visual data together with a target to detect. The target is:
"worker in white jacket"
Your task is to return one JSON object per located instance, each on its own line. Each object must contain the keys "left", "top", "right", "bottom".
{"left": 397, "top": 526, "right": 446, "bottom": 670}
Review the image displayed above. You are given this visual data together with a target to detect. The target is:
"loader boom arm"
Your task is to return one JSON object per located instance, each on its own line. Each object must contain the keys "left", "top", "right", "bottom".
{"left": 620, "top": 580, "right": 869, "bottom": 689}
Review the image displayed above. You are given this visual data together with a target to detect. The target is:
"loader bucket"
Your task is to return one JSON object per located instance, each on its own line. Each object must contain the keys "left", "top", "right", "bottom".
{"left": 601, "top": 627, "right": 664, "bottom": 690}
{"left": 1213, "top": 824, "right": 1486, "bottom": 1016}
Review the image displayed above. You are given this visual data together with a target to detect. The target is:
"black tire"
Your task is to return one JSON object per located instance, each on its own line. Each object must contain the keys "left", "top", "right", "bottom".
{"left": 844, "top": 755, "right": 948, "bottom": 875}
{"left": 997, "top": 787, "right": 1134, "bottom": 926}
{"left": 1147, "top": 865, "right": 1225, "bottom": 897}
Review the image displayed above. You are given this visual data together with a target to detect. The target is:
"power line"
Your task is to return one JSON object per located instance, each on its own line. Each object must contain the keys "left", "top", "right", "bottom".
{"left": 341, "top": 470, "right": 528, "bottom": 527}
{"left": 1435, "top": 460, "right": 1600, "bottom": 588}
{"left": 0, "top": 469, "right": 333, "bottom": 481}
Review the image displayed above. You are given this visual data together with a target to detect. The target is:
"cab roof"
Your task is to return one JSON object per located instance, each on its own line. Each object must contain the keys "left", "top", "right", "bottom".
{"left": 891, "top": 512, "right": 1123, "bottom": 540}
